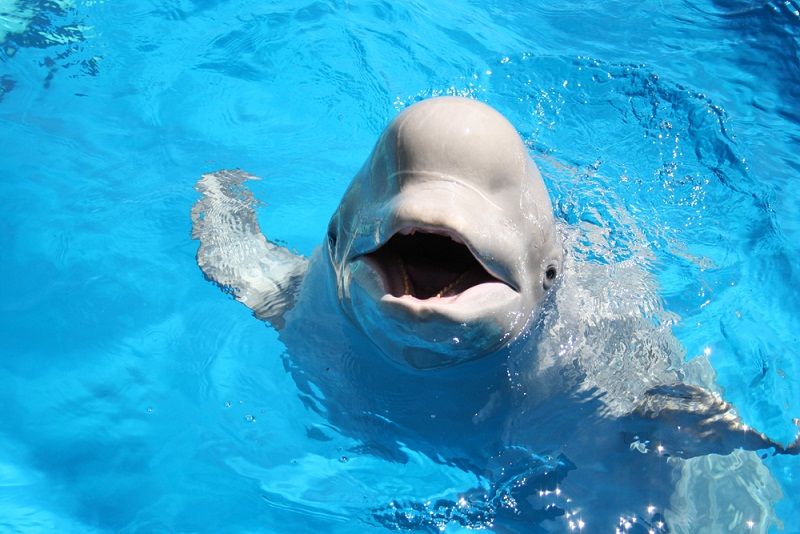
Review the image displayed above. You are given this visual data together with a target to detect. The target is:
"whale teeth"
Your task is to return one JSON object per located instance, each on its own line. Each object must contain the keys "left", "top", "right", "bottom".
{"left": 399, "top": 259, "right": 412, "bottom": 295}
{"left": 436, "top": 271, "right": 467, "bottom": 298}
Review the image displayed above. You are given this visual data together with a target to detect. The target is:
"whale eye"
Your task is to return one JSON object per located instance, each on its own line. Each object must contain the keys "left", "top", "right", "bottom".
{"left": 543, "top": 264, "right": 558, "bottom": 290}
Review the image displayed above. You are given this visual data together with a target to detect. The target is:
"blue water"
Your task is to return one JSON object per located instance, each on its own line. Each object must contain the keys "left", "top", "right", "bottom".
{"left": 1, "top": 0, "right": 799, "bottom": 532}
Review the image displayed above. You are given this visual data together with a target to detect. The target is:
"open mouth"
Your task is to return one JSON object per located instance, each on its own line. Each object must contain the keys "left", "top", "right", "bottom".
{"left": 362, "top": 230, "right": 506, "bottom": 300}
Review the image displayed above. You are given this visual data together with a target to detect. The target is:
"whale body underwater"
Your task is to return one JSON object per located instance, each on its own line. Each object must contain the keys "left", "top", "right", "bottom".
{"left": 192, "top": 97, "right": 798, "bottom": 532}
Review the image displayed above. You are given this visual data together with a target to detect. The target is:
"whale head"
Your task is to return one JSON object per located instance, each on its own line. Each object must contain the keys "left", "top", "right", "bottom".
{"left": 327, "top": 97, "right": 562, "bottom": 369}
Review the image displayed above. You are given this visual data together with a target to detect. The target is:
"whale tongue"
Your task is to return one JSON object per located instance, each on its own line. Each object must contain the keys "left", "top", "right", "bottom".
{"left": 365, "top": 232, "right": 499, "bottom": 299}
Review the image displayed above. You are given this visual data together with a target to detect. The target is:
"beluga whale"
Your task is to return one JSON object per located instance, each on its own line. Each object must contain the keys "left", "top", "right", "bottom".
{"left": 326, "top": 96, "right": 563, "bottom": 369}
{"left": 191, "top": 97, "right": 798, "bottom": 532}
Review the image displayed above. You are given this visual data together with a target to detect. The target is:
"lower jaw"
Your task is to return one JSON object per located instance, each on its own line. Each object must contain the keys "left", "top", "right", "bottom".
{"left": 376, "top": 281, "right": 518, "bottom": 320}
{"left": 344, "top": 261, "right": 522, "bottom": 364}
{"left": 347, "top": 293, "right": 511, "bottom": 369}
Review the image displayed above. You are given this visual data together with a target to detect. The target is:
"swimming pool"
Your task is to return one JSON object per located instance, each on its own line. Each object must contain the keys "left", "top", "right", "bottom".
{"left": 1, "top": 0, "right": 798, "bottom": 531}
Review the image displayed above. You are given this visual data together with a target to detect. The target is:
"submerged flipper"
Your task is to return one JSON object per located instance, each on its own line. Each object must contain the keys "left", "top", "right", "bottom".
{"left": 191, "top": 169, "right": 309, "bottom": 328}
{"left": 625, "top": 383, "right": 799, "bottom": 458}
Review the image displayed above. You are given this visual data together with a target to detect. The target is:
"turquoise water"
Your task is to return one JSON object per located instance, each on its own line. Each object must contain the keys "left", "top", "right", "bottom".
{"left": 1, "top": 0, "right": 799, "bottom": 532}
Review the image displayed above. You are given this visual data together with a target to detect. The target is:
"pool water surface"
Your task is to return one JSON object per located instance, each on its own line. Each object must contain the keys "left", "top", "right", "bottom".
{"left": 1, "top": 0, "right": 799, "bottom": 532}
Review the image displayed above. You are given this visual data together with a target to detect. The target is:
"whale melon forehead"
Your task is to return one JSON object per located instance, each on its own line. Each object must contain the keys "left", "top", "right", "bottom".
{"left": 382, "top": 97, "right": 530, "bottom": 194}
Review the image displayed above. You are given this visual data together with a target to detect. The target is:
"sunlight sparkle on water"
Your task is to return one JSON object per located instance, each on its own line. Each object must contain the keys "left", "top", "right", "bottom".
{"left": 568, "top": 518, "right": 585, "bottom": 530}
